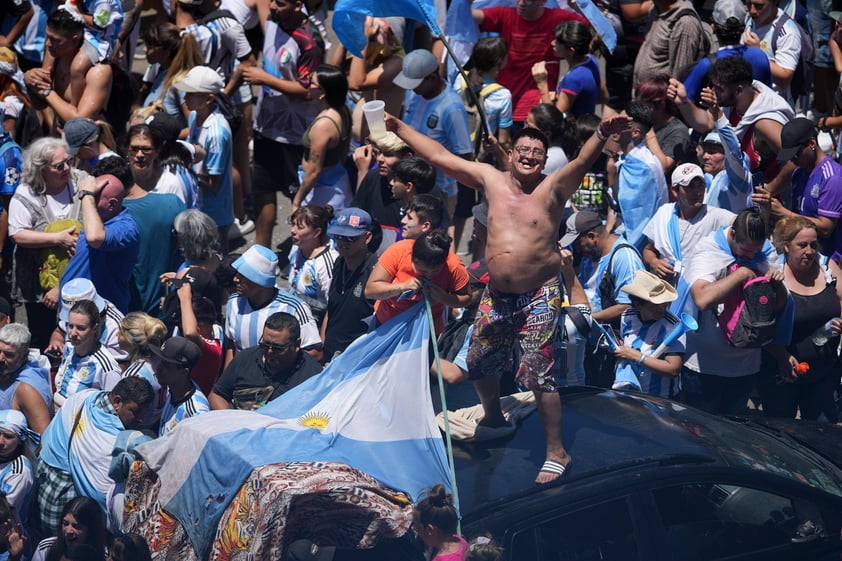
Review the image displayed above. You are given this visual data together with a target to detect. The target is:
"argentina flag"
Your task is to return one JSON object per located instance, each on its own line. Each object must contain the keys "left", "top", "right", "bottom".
{"left": 332, "top": 0, "right": 442, "bottom": 57}
{"left": 134, "top": 303, "right": 451, "bottom": 557}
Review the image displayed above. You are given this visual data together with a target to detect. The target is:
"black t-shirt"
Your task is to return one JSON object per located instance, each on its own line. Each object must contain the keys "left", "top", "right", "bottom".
{"left": 323, "top": 253, "right": 378, "bottom": 361}
{"left": 351, "top": 170, "right": 403, "bottom": 229}
{"left": 213, "top": 346, "right": 323, "bottom": 403}
{"left": 2, "top": 0, "right": 32, "bottom": 18}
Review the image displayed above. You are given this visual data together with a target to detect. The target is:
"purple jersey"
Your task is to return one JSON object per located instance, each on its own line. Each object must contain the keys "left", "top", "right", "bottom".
{"left": 792, "top": 156, "right": 842, "bottom": 257}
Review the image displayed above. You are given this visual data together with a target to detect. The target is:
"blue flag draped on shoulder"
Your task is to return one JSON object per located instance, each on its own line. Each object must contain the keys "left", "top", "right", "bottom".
{"left": 134, "top": 304, "right": 450, "bottom": 557}
{"left": 333, "top": 0, "right": 442, "bottom": 57}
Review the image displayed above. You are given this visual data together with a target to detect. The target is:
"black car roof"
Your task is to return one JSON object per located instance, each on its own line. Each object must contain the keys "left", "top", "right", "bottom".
{"left": 449, "top": 387, "right": 842, "bottom": 516}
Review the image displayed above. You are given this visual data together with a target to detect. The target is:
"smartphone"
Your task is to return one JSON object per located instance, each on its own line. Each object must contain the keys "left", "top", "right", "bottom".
{"left": 751, "top": 171, "right": 765, "bottom": 189}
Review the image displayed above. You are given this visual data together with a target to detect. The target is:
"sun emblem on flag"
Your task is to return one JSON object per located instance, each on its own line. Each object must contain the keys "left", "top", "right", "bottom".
{"left": 299, "top": 411, "right": 330, "bottom": 429}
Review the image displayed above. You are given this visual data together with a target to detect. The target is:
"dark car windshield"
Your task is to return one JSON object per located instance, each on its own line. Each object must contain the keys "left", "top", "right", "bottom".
{"left": 665, "top": 402, "right": 842, "bottom": 497}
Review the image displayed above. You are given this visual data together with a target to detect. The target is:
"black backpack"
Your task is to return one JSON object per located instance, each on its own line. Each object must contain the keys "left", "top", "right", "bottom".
{"left": 771, "top": 11, "right": 814, "bottom": 98}
{"left": 598, "top": 243, "right": 639, "bottom": 321}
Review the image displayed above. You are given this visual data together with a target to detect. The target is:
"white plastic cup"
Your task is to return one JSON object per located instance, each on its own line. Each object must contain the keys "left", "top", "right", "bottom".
{"left": 363, "top": 100, "right": 387, "bottom": 140}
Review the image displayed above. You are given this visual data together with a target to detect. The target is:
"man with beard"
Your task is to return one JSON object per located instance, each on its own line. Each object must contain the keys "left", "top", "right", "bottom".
{"left": 0, "top": 323, "right": 51, "bottom": 436}
{"left": 669, "top": 56, "right": 794, "bottom": 197}
{"left": 241, "top": 0, "right": 323, "bottom": 248}
{"left": 210, "top": 312, "right": 322, "bottom": 409}
{"left": 386, "top": 112, "right": 631, "bottom": 484}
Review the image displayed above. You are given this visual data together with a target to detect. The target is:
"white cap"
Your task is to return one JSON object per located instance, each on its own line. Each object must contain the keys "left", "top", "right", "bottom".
{"left": 174, "top": 66, "right": 224, "bottom": 94}
{"left": 671, "top": 163, "right": 705, "bottom": 187}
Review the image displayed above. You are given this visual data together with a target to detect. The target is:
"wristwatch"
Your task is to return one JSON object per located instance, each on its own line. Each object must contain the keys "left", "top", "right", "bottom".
{"left": 40, "top": 88, "right": 51, "bottom": 98}
{"left": 78, "top": 190, "right": 96, "bottom": 200}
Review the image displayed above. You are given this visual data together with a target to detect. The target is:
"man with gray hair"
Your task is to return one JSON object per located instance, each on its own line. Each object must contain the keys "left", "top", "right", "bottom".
{"left": 0, "top": 324, "right": 52, "bottom": 436}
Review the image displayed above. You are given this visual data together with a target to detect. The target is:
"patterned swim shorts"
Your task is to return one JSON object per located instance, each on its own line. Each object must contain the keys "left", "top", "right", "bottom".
{"left": 466, "top": 279, "right": 562, "bottom": 392}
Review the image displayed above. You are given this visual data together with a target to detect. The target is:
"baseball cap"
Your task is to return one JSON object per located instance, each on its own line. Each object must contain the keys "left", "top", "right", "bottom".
{"left": 778, "top": 118, "right": 816, "bottom": 162}
{"left": 145, "top": 111, "right": 182, "bottom": 142}
{"left": 559, "top": 210, "right": 603, "bottom": 247}
{"left": 393, "top": 49, "right": 438, "bottom": 90}
{"left": 282, "top": 540, "right": 336, "bottom": 561}
{"left": 148, "top": 337, "right": 202, "bottom": 369}
{"left": 472, "top": 202, "right": 488, "bottom": 228}
{"left": 232, "top": 245, "right": 278, "bottom": 288}
{"left": 701, "top": 131, "right": 722, "bottom": 145}
{"left": 174, "top": 66, "right": 224, "bottom": 94}
{"left": 671, "top": 163, "right": 705, "bottom": 187}
{"left": 59, "top": 278, "right": 106, "bottom": 322}
{"left": 327, "top": 208, "right": 372, "bottom": 238}
{"left": 712, "top": 0, "right": 746, "bottom": 26}
{"left": 64, "top": 118, "right": 98, "bottom": 156}
{"left": 830, "top": 11, "right": 842, "bottom": 23}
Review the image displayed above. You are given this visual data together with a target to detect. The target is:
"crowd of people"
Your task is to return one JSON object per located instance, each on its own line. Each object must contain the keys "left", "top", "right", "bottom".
{"left": 1, "top": 0, "right": 842, "bottom": 557}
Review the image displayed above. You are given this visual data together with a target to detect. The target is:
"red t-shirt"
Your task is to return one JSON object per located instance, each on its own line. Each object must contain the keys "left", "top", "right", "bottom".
{"left": 480, "top": 7, "right": 587, "bottom": 121}
{"left": 190, "top": 327, "right": 224, "bottom": 395}
{"left": 374, "top": 240, "right": 469, "bottom": 334}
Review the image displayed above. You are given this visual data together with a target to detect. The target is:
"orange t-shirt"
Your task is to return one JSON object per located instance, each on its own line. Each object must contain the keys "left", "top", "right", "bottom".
{"left": 374, "top": 240, "right": 469, "bottom": 333}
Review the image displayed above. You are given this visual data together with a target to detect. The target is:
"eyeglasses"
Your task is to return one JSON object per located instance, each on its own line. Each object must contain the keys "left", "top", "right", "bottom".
{"left": 258, "top": 338, "right": 292, "bottom": 353}
{"left": 49, "top": 157, "right": 73, "bottom": 171}
{"left": 333, "top": 234, "right": 363, "bottom": 243}
{"left": 513, "top": 146, "right": 546, "bottom": 158}
{"left": 129, "top": 145, "right": 155, "bottom": 154}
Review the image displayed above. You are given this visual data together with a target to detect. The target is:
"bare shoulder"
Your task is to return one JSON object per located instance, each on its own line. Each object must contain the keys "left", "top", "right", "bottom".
{"left": 12, "top": 381, "right": 41, "bottom": 407}
{"left": 87, "top": 63, "right": 113, "bottom": 85}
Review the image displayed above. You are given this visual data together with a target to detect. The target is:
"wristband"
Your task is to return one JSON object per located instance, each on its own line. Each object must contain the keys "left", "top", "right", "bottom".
{"left": 820, "top": 117, "right": 828, "bottom": 131}
{"left": 596, "top": 126, "right": 608, "bottom": 141}
{"left": 637, "top": 353, "right": 646, "bottom": 365}
{"left": 78, "top": 190, "right": 96, "bottom": 200}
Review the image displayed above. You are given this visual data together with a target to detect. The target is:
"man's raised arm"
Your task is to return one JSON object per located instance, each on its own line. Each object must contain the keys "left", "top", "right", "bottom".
{"left": 385, "top": 113, "right": 489, "bottom": 190}
{"left": 548, "top": 114, "right": 631, "bottom": 203}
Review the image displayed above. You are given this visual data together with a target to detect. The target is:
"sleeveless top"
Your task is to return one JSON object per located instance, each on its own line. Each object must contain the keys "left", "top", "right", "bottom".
{"left": 302, "top": 109, "right": 351, "bottom": 169}
{"left": 762, "top": 260, "right": 841, "bottom": 384}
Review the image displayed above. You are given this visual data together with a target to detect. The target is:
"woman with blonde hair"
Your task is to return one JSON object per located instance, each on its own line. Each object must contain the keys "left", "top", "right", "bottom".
{"left": 758, "top": 216, "right": 842, "bottom": 421}
{"left": 118, "top": 312, "right": 168, "bottom": 429}
{"left": 139, "top": 22, "right": 203, "bottom": 124}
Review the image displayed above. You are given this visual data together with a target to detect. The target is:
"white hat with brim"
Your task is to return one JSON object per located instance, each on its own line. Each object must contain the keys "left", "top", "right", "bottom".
{"left": 233, "top": 245, "right": 278, "bottom": 288}
{"left": 621, "top": 270, "right": 678, "bottom": 304}
{"left": 59, "top": 278, "right": 106, "bottom": 322}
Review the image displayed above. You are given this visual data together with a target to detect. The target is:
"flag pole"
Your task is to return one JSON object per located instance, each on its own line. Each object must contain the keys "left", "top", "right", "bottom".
{"left": 435, "top": 33, "right": 491, "bottom": 156}
{"left": 423, "top": 288, "right": 462, "bottom": 534}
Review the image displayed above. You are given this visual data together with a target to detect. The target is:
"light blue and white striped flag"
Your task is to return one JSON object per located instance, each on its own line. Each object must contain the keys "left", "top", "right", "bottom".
{"left": 135, "top": 303, "right": 451, "bottom": 557}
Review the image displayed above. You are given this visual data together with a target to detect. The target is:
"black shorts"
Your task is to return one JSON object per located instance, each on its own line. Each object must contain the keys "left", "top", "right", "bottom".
{"left": 252, "top": 136, "right": 303, "bottom": 195}
{"left": 454, "top": 183, "right": 478, "bottom": 218}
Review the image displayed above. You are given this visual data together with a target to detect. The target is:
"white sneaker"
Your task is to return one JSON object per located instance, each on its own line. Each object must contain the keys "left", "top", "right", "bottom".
{"left": 228, "top": 218, "right": 255, "bottom": 240}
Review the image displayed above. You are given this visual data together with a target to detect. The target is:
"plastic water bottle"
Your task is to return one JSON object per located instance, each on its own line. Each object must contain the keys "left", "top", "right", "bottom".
{"left": 811, "top": 319, "right": 838, "bottom": 346}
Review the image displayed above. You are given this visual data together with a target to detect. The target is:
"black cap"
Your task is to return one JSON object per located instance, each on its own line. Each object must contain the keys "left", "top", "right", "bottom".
{"left": 149, "top": 337, "right": 201, "bottom": 369}
{"left": 145, "top": 111, "right": 182, "bottom": 143}
{"left": 778, "top": 118, "right": 817, "bottom": 162}
{"left": 558, "top": 210, "right": 603, "bottom": 247}
{"left": 282, "top": 540, "right": 336, "bottom": 561}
